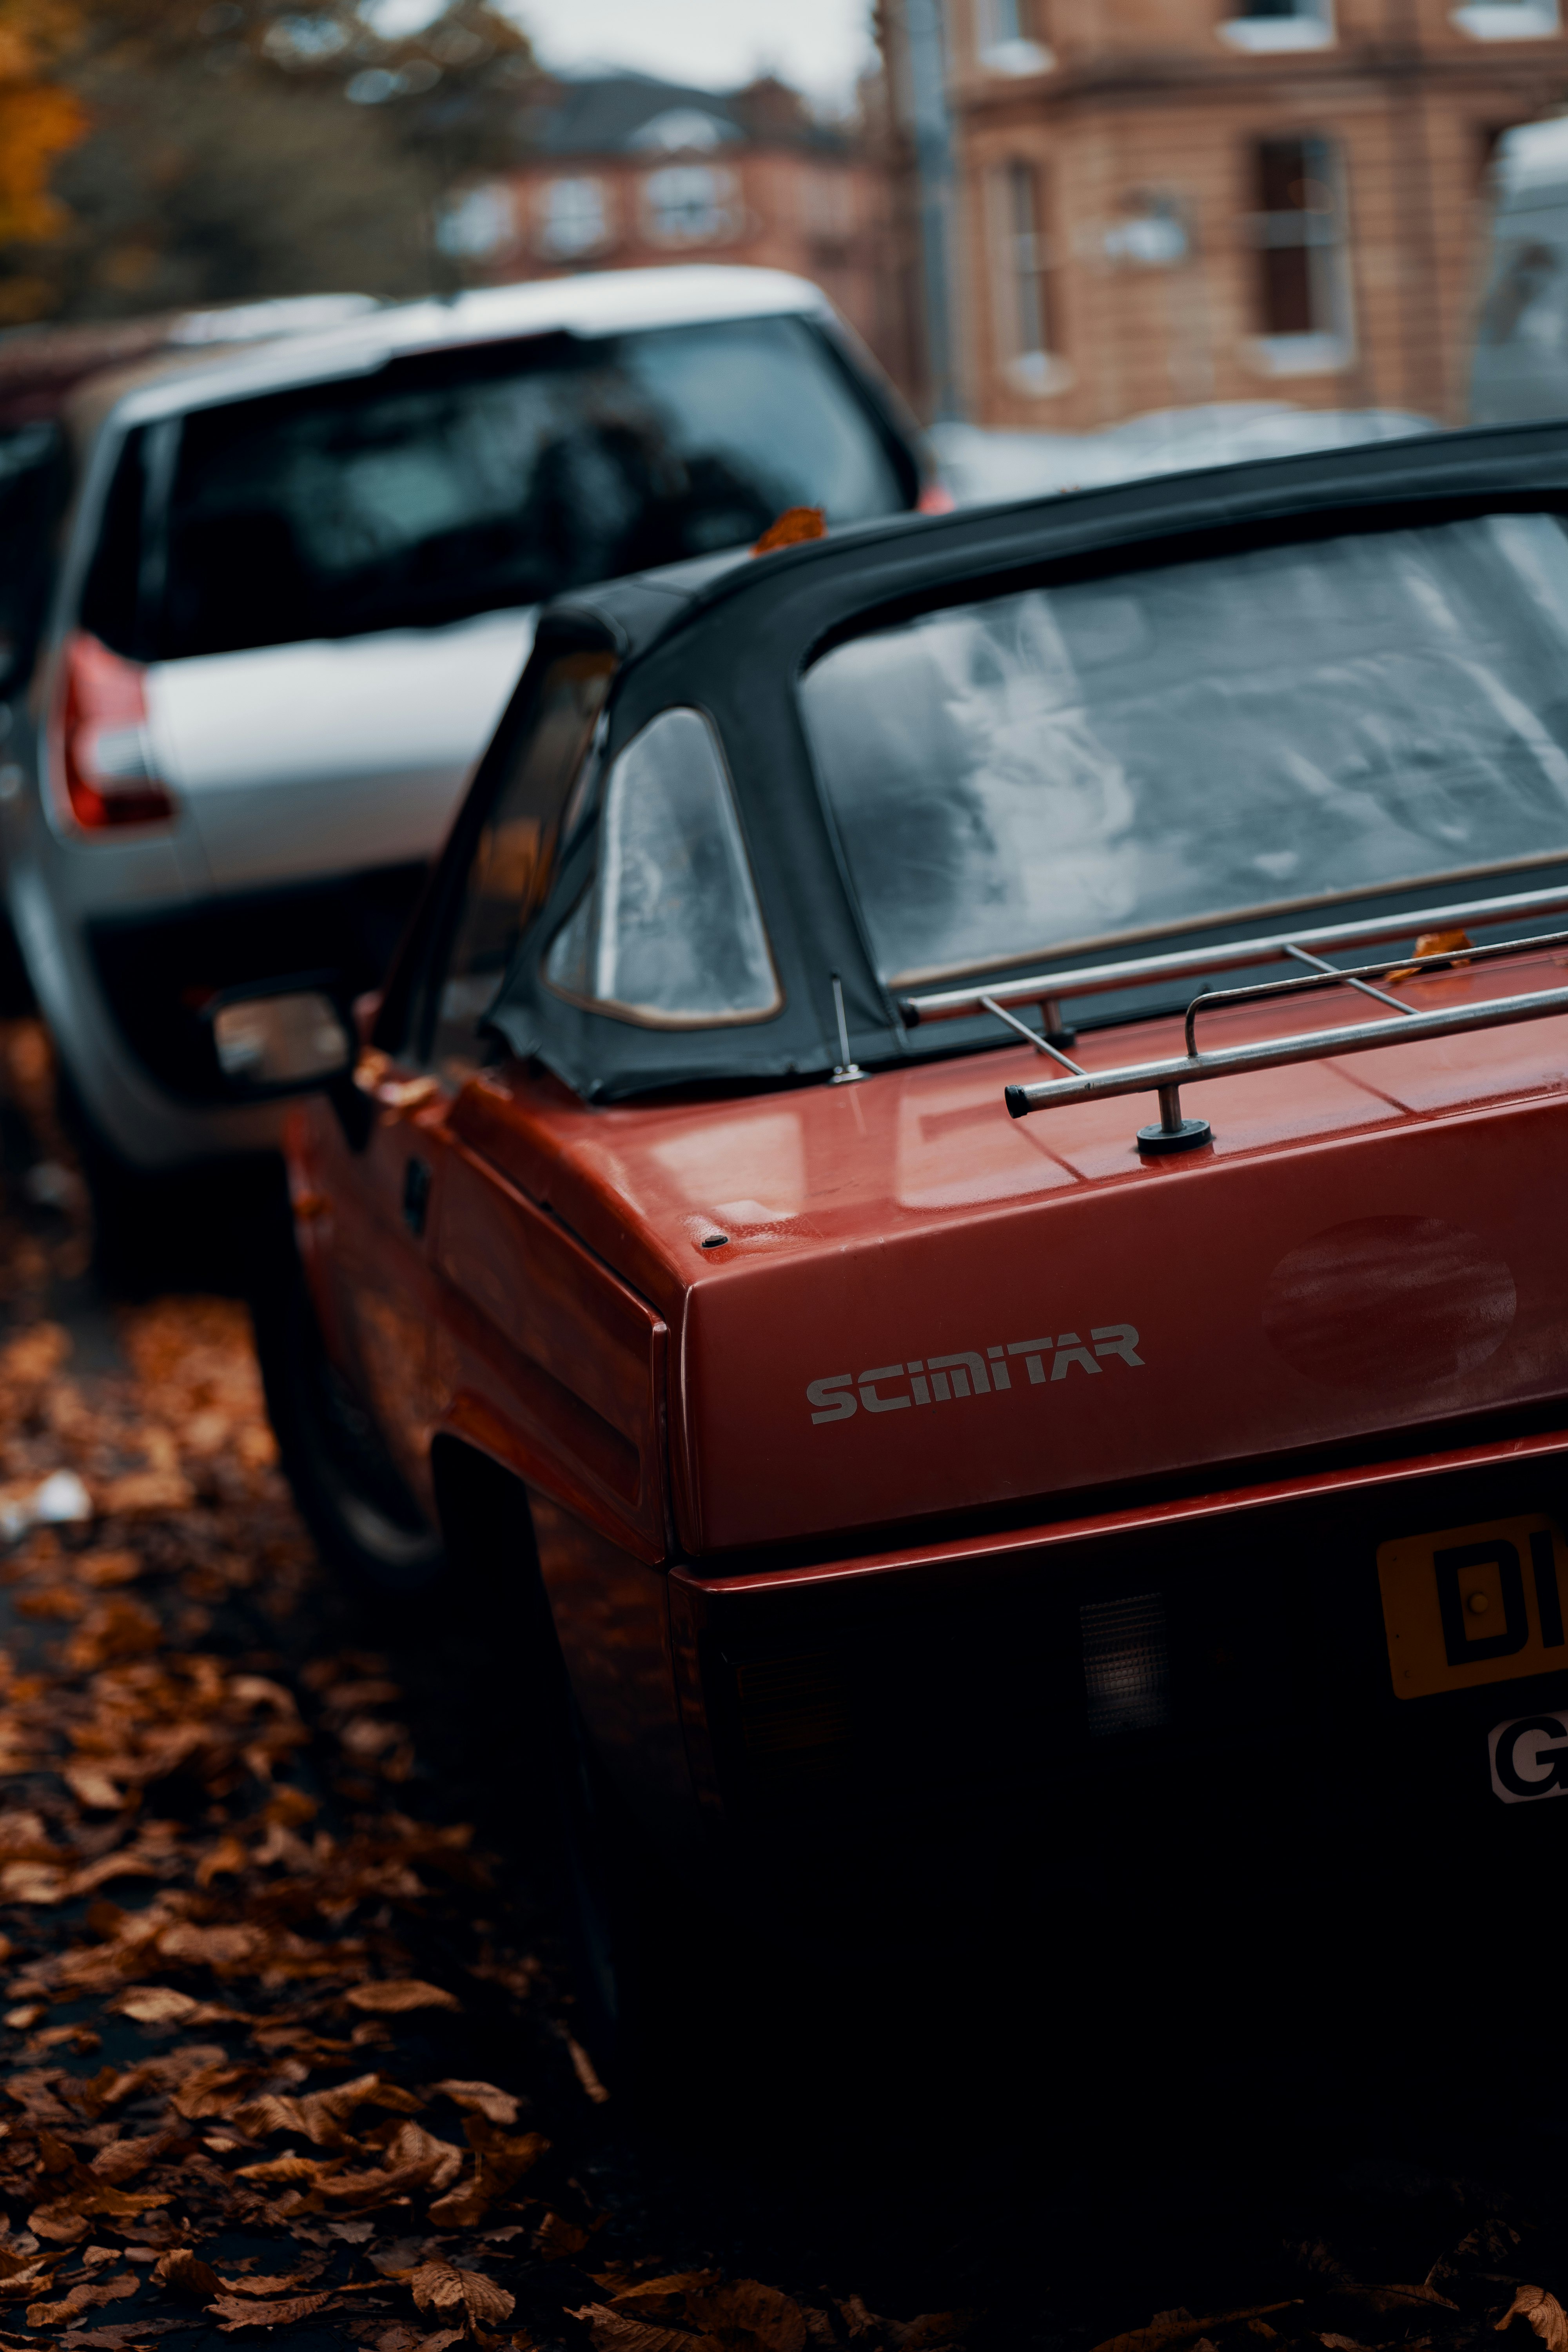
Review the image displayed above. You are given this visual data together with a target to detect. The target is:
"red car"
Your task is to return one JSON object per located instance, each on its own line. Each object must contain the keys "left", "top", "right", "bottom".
{"left": 239, "top": 427, "right": 1568, "bottom": 2037}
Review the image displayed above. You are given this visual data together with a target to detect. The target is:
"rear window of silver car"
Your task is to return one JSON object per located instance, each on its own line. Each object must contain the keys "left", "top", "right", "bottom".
{"left": 800, "top": 512, "right": 1568, "bottom": 989}
{"left": 96, "top": 316, "right": 907, "bottom": 661}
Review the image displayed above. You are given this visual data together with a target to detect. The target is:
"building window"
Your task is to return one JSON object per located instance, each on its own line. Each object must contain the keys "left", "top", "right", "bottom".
{"left": 1248, "top": 136, "right": 1353, "bottom": 373}
{"left": 629, "top": 107, "right": 735, "bottom": 152}
{"left": 801, "top": 170, "right": 855, "bottom": 243}
{"left": 993, "top": 161, "right": 1066, "bottom": 394}
{"left": 976, "top": 0, "right": 1054, "bottom": 72}
{"left": 435, "top": 184, "right": 514, "bottom": 261}
{"left": 1219, "top": 0, "right": 1333, "bottom": 50}
{"left": 1452, "top": 0, "right": 1558, "bottom": 36}
{"left": 642, "top": 165, "right": 740, "bottom": 247}
{"left": 535, "top": 178, "right": 610, "bottom": 261}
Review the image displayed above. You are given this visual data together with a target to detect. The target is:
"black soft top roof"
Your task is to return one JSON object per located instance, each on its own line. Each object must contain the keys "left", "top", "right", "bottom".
{"left": 407, "top": 419, "right": 1568, "bottom": 1104}
{"left": 548, "top": 417, "right": 1568, "bottom": 664}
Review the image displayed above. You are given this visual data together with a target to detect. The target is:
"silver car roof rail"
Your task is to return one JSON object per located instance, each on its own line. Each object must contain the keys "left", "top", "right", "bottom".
{"left": 892, "top": 880, "right": 1568, "bottom": 1158}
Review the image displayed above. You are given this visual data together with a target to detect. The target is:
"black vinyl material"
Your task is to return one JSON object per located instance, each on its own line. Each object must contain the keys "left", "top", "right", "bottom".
{"left": 380, "top": 419, "right": 1568, "bottom": 1105}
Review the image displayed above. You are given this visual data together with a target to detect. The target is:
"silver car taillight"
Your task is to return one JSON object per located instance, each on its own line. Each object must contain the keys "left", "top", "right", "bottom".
{"left": 51, "top": 631, "right": 174, "bottom": 831}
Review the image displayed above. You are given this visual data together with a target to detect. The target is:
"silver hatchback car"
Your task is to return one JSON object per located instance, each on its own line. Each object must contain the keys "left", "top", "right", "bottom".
{"left": 0, "top": 266, "right": 929, "bottom": 1198}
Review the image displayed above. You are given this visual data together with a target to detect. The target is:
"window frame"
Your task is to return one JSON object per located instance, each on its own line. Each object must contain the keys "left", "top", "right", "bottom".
{"left": 1452, "top": 0, "right": 1559, "bottom": 35}
{"left": 976, "top": 0, "right": 1054, "bottom": 70}
{"left": 534, "top": 176, "right": 612, "bottom": 261}
{"left": 1218, "top": 0, "right": 1334, "bottom": 51}
{"left": 1246, "top": 132, "right": 1355, "bottom": 374}
{"left": 990, "top": 158, "right": 1067, "bottom": 396}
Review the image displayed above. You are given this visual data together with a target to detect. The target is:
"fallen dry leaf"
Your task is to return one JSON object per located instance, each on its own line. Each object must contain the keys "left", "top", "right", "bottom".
{"left": 1498, "top": 2290, "right": 1568, "bottom": 2352}
{"left": 347, "top": 1978, "right": 461, "bottom": 2014}
{"left": 24, "top": 2271, "right": 138, "bottom": 2327}
{"left": 534, "top": 2210, "right": 591, "bottom": 2260}
{"left": 113, "top": 1987, "right": 201, "bottom": 2025}
{"left": 209, "top": 2288, "right": 336, "bottom": 2330}
{"left": 27, "top": 2201, "right": 90, "bottom": 2244}
{"left": 195, "top": 1834, "right": 249, "bottom": 1887}
{"left": 1386, "top": 927, "right": 1475, "bottom": 980}
{"left": 609, "top": 2274, "right": 719, "bottom": 2319}
{"left": 1095, "top": 2307, "right": 1304, "bottom": 2352}
{"left": 0, "top": 2258, "right": 59, "bottom": 2300}
{"left": 235, "top": 2151, "right": 343, "bottom": 2184}
{"left": 96, "top": 1468, "right": 196, "bottom": 1516}
{"left": 220, "top": 2271, "right": 329, "bottom": 2296}
{"left": 62, "top": 1594, "right": 164, "bottom": 1671}
{"left": 92, "top": 2127, "right": 182, "bottom": 2181}
{"left": 407, "top": 2259, "right": 516, "bottom": 2329}
{"left": 15, "top": 1582, "right": 86, "bottom": 1620}
{"left": 430, "top": 2124, "right": 548, "bottom": 2230}
{"left": 1, "top": 1861, "right": 70, "bottom": 1903}
{"left": 570, "top": 2303, "right": 723, "bottom": 2352}
{"left": 430, "top": 2078, "right": 519, "bottom": 2125}
{"left": 233, "top": 2070, "right": 419, "bottom": 2148}
{"left": 62, "top": 1762, "right": 127, "bottom": 1810}
{"left": 688, "top": 2278, "right": 808, "bottom": 2351}
{"left": 562, "top": 2029, "right": 611, "bottom": 2105}
{"left": 151, "top": 2249, "right": 223, "bottom": 2299}
{"left": 75, "top": 1548, "right": 142, "bottom": 1587}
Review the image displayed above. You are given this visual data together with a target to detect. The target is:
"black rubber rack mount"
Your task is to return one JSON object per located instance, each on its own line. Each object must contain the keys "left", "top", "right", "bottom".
{"left": 895, "top": 881, "right": 1568, "bottom": 1158}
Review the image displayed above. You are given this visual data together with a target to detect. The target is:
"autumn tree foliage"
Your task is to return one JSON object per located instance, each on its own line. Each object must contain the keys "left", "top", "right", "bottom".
{"left": 0, "top": 3, "right": 88, "bottom": 317}
{"left": 0, "top": 0, "right": 536, "bottom": 325}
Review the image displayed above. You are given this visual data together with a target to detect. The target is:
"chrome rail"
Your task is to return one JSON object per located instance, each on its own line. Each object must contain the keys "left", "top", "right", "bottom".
{"left": 898, "top": 878, "right": 1568, "bottom": 1029}
{"left": 1003, "top": 980, "right": 1568, "bottom": 1152}
{"left": 1182, "top": 927, "right": 1568, "bottom": 1057}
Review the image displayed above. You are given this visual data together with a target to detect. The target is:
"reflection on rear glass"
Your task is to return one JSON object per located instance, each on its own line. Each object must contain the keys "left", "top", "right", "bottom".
{"left": 801, "top": 514, "right": 1568, "bottom": 987}
{"left": 162, "top": 316, "right": 904, "bottom": 657}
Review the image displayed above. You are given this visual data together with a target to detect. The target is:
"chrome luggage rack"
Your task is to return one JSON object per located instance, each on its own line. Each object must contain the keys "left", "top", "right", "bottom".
{"left": 895, "top": 880, "right": 1568, "bottom": 1156}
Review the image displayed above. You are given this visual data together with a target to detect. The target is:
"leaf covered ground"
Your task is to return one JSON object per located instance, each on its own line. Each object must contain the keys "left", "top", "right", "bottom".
{"left": 0, "top": 1017, "right": 1566, "bottom": 2352}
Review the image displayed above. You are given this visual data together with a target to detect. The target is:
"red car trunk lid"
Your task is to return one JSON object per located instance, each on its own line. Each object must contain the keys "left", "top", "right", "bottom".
{"left": 454, "top": 958, "right": 1568, "bottom": 1559}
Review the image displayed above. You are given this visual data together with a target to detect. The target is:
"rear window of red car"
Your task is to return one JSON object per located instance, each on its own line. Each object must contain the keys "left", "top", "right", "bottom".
{"left": 801, "top": 511, "right": 1568, "bottom": 989}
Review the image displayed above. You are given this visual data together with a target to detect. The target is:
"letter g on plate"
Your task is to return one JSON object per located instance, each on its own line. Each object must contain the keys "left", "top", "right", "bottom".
{"left": 1489, "top": 1708, "right": 1568, "bottom": 1802}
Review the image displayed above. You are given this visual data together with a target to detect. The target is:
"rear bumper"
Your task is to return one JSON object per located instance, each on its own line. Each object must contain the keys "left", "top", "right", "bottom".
{"left": 671, "top": 1417, "right": 1568, "bottom": 1912}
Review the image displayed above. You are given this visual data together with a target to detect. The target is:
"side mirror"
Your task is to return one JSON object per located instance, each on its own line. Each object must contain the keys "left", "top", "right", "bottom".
{"left": 207, "top": 978, "right": 354, "bottom": 1095}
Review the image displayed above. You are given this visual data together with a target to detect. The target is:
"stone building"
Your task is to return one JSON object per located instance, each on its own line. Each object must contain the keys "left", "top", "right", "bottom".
{"left": 440, "top": 70, "right": 909, "bottom": 385}
{"left": 878, "top": 0, "right": 1568, "bottom": 423}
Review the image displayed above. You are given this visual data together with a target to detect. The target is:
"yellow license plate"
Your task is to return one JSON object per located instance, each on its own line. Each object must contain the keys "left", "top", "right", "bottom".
{"left": 1378, "top": 1514, "right": 1568, "bottom": 1698}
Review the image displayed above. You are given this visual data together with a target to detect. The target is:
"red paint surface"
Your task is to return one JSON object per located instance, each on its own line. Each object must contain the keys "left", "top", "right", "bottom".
{"left": 431, "top": 950, "right": 1568, "bottom": 1559}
